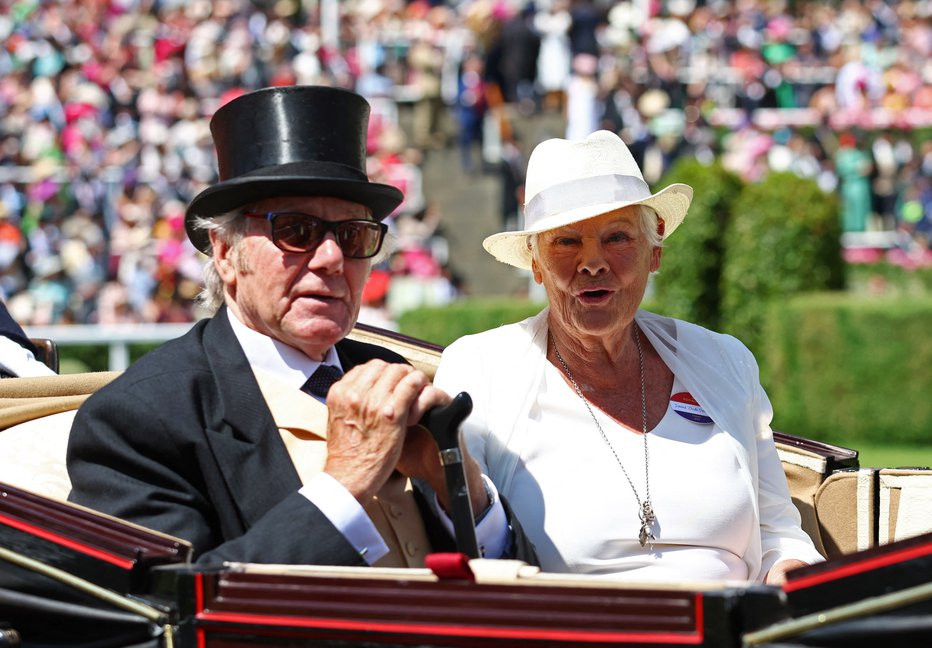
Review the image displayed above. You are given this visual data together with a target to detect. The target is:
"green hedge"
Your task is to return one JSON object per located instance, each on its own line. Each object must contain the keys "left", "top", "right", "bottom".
{"left": 651, "top": 159, "right": 743, "bottom": 330}
{"left": 721, "top": 172, "right": 845, "bottom": 357}
{"left": 762, "top": 293, "right": 932, "bottom": 446}
{"left": 58, "top": 343, "right": 160, "bottom": 374}
{"left": 398, "top": 298, "right": 546, "bottom": 347}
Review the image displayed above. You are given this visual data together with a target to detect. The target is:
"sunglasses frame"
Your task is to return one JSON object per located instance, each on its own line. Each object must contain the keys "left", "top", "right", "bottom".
{"left": 244, "top": 212, "right": 387, "bottom": 259}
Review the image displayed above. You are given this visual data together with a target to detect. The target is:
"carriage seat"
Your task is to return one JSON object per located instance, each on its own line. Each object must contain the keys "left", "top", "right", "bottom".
{"left": 30, "top": 337, "right": 59, "bottom": 374}
{"left": 0, "top": 372, "right": 120, "bottom": 501}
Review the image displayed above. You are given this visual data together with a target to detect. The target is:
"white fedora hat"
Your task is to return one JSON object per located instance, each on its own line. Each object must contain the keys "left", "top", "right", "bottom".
{"left": 483, "top": 130, "right": 693, "bottom": 270}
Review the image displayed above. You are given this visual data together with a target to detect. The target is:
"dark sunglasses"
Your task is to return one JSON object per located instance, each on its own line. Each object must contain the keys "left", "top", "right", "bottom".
{"left": 245, "top": 212, "right": 387, "bottom": 259}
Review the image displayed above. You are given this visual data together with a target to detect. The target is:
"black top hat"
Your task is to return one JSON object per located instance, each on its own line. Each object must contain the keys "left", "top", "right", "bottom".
{"left": 185, "top": 85, "right": 404, "bottom": 252}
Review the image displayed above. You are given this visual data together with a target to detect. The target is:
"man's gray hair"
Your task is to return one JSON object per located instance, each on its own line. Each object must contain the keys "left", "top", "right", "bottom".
{"left": 527, "top": 204, "right": 664, "bottom": 266}
{"left": 192, "top": 211, "right": 250, "bottom": 313}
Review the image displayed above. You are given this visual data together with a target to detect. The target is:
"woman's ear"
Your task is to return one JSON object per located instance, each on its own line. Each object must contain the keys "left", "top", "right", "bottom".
{"left": 531, "top": 258, "right": 543, "bottom": 284}
{"left": 651, "top": 219, "right": 665, "bottom": 273}
{"left": 651, "top": 245, "right": 663, "bottom": 273}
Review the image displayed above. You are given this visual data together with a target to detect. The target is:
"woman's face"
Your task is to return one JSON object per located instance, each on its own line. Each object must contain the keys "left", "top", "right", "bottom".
{"left": 531, "top": 206, "right": 662, "bottom": 340}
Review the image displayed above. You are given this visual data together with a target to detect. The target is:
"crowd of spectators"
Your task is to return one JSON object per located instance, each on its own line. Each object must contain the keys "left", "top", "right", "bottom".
{"left": 0, "top": 0, "right": 930, "bottom": 327}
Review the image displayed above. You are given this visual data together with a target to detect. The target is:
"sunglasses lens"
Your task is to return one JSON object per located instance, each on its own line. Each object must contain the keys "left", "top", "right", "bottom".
{"left": 337, "top": 221, "right": 384, "bottom": 258}
{"left": 272, "top": 214, "right": 325, "bottom": 252}
{"left": 267, "top": 214, "right": 384, "bottom": 258}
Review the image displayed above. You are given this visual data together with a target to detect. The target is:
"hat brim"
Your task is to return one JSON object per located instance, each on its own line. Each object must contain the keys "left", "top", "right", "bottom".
{"left": 482, "top": 184, "right": 692, "bottom": 270}
{"left": 185, "top": 176, "right": 403, "bottom": 253}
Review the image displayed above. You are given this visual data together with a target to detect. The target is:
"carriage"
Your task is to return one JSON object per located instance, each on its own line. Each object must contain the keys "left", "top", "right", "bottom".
{"left": 1, "top": 325, "right": 930, "bottom": 647}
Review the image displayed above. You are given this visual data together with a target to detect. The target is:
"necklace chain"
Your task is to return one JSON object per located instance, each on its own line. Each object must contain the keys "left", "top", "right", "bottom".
{"left": 552, "top": 325, "right": 656, "bottom": 548}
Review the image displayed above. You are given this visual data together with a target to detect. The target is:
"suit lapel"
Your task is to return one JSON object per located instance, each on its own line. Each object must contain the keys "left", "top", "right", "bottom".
{"left": 196, "top": 319, "right": 412, "bottom": 535}
{"left": 200, "top": 308, "right": 302, "bottom": 529}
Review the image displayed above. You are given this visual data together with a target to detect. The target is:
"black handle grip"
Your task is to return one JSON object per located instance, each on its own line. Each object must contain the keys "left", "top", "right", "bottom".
{"left": 421, "top": 392, "right": 473, "bottom": 451}
{"left": 420, "top": 392, "right": 480, "bottom": 558}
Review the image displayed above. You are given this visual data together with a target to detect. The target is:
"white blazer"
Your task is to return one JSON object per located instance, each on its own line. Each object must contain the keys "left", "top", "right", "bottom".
{"left": 433, "top": 308, "right": 824, "bottom": 582}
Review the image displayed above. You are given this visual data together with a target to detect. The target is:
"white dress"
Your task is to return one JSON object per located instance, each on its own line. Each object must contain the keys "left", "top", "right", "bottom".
{"left": 564, "top": 74, "right": 600, "bottom": 141}
{"left": 515, "top": 369, "right": 754, "bottom": 580}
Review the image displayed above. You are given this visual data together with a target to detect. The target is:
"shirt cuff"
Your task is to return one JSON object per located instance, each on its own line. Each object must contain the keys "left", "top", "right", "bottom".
{"left": 300, "top": 472, "right": 389, "bottom": 565}
{"left": 0, "top": 336, "right": 55, "bottom": 378}
{"left": 436, "top": 474, "right": 510, "bottom": 558}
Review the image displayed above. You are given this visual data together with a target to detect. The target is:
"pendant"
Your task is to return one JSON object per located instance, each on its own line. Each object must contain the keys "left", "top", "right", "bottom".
{"left": 639, "top": 523, "right": 652, "bottom": 548}
{"left": 638, "top": 501, "right": 656, "bottom": 548}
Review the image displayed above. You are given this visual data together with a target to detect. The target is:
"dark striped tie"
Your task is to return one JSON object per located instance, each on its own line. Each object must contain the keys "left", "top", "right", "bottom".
{"left": 301, "top": 364, "right": 344, "bottom": 398}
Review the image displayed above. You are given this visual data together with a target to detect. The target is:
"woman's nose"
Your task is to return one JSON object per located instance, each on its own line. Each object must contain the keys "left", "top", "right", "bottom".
{"left": 577, "top": 239, "right": 608, "bottom": 275}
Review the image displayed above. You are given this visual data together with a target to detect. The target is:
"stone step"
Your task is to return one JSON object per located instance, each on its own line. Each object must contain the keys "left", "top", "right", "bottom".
{"left": 412, "top": 106, "right": 565, "bottom": 298}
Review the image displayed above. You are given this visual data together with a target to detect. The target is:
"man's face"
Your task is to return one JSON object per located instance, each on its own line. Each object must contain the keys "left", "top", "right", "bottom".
{"left": 213, "top": 195, "right": 375, "bottom": 361}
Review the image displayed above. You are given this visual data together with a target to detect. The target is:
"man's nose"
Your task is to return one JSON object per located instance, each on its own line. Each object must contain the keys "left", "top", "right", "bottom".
{"left": 309, "top": 232, "right": 345, "bottom": 271}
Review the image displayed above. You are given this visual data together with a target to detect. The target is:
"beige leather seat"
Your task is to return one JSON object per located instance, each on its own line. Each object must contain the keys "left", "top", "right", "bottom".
{"left": 0, "top": 372, "right": 120, "bottom": 500}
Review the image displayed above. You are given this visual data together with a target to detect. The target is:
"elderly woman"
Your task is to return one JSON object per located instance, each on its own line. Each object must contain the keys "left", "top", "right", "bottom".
{"left": 433, "top": 130, "right": 823, "bottom": 584}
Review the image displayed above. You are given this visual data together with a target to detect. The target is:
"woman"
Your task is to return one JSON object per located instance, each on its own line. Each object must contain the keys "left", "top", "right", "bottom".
{"left": 433, "top": 130, "right": 823, "bottom": 584}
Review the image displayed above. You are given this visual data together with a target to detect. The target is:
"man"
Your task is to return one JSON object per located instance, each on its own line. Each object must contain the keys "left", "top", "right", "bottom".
{"left": 0, "top": 300, "right": 56, "bottom": 378}
{"left": 67, "top": 85, "right": 532, "bottom": 567}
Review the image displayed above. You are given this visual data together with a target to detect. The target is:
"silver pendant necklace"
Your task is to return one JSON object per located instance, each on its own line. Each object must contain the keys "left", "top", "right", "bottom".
{"left": 552, "top": 325, "right": 656, "bottom": 548}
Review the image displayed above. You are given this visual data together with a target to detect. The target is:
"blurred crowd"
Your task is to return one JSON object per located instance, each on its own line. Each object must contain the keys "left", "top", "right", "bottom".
{"left": 0, "top": 0, "right": 931, "bottom": 327}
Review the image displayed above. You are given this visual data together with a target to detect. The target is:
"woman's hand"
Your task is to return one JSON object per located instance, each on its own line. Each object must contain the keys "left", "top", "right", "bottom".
{"left": 397, "top": 422, "right": 491, "bottom": 518}
{"left": 765, "top": 559, "right": 808, "bottom": 585}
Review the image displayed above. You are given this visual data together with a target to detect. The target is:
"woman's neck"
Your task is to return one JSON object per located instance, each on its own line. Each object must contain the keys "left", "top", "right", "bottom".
{"left": 548, "top": 320, "right": 640, "bottom": 389}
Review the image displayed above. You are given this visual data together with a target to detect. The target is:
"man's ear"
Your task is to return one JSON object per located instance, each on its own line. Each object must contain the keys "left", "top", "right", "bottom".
{"left": 211, "top": 230, "right": 236, "bottom": 285}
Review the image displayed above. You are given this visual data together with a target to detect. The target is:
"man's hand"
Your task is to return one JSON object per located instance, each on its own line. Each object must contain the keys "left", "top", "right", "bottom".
{"left": 323, "top": 360, "right": 447, "bottom": 504}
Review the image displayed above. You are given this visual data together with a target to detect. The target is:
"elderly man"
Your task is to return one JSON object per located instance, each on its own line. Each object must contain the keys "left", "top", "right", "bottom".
{"left": 67, "top": 85, "right": 532, "bottom": 567}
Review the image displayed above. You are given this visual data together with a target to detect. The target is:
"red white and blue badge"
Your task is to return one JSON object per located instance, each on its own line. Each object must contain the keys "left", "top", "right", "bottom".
{"left": 670, "top": 392, "right": 714, "bottom": 425}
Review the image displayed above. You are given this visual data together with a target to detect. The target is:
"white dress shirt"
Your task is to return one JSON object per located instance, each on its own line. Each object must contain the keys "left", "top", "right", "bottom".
{"left": 0, "top": 336, "right": 56, "bottom": 377}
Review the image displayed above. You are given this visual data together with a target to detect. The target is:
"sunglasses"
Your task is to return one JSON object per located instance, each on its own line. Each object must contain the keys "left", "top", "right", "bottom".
{"left": 245, "top": 212, "right": 387, "bottom": 259}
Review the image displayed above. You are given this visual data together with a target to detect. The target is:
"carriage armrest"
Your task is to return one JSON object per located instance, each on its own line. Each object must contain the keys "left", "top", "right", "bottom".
{"left": 775, "top": 431, "right": 860, "bottom": 560}
{"left": 29, "top": 337, "right": 59, "bottom": 374}
{"left": 348, "top": 323, "right": 443, "bottom": 380}
{"left": 773, "top": 431, "right": 859, "bottom": 472}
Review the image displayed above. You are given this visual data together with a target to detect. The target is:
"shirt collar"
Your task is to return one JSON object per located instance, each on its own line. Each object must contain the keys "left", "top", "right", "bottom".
{"left": 225, "top": 308, "right": 343, "bottom": 387}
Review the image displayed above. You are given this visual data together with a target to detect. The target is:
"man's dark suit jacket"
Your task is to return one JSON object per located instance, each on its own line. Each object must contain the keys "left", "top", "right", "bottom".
{"left": 0, "top": 301, "right": 36, "bottom": 355}
{"left": 67, "top": 307, "right": 535, "bottom": 566}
